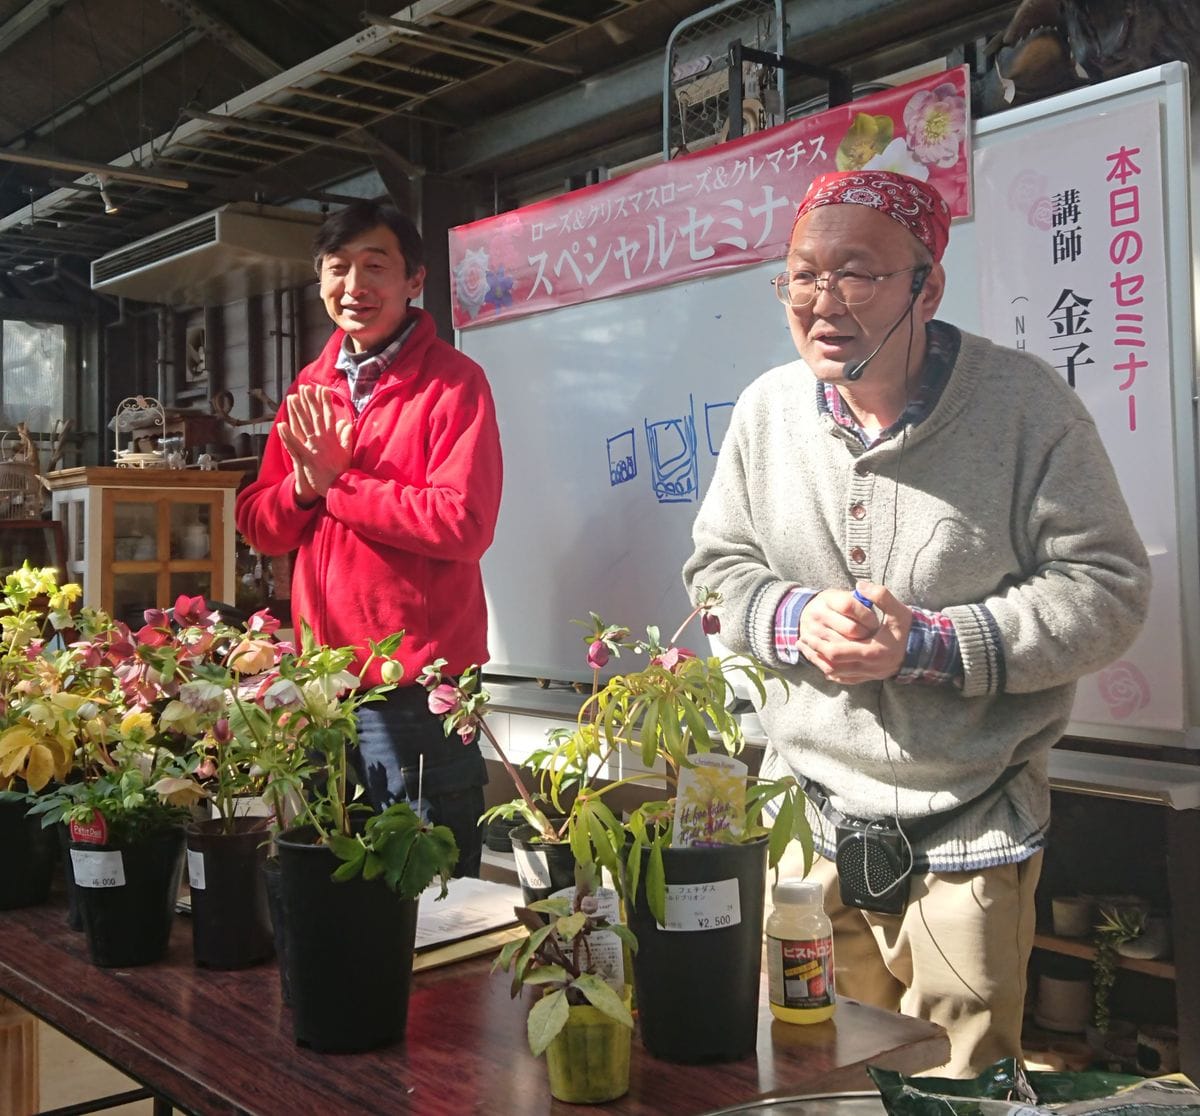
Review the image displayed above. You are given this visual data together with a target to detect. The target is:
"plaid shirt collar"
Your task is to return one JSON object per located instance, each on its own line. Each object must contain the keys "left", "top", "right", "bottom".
{"left": 817, "top": 320, "right": 961, "bottom": 447}
{"left": 334, "top": 317, "right": 417, "bottom": 413}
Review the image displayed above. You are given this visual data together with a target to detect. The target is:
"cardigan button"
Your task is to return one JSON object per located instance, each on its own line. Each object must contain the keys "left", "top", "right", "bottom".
{"left": 849, "top": 502, "right": 867, "bottom": 520}
{"left": 849, "top": 546, "right": 866, "bottom": 564}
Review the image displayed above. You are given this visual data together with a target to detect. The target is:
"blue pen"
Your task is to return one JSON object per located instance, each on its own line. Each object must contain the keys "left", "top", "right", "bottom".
{"left": 852, "top": 588, "right": 874, "bottom": 609}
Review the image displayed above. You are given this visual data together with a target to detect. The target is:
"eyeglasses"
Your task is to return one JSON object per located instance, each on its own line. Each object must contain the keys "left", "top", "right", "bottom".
{"left": 772, "top": 265, "right": 925, "bottom": 308}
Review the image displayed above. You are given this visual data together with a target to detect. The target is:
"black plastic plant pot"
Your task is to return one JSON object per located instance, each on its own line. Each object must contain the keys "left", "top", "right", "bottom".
{"left": 0, "top": 799, "right": 56, "bottom": 910}
{"left": 56, "top": 823, "right": 82, "bottom": 930}
{"left": 623, "top": 837, "right": 768, "bottom": 1064}
{"left": 509, "top": 824, "right": 576, "bottom": 907}
{"left": 69, "top": 826, "right": 186, "bottom": 968}
{"left": 261, "top": 856, "right": 290, "bottom": 1004}
{"left": 276, "top": 825, "right": 419, "bottom": 1054}
{"left": 186, "top": 817, "right": 274, "bottom": 970}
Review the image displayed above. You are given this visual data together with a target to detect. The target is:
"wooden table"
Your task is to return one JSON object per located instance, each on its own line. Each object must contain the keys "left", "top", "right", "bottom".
{"left": 0, "top": 898, "right": 948, "bottom": 1116}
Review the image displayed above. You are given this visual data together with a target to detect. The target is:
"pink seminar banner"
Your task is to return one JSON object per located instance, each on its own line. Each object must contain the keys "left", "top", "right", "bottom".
{"left": 448, "top": 66, "right": 971, "bottom": 329}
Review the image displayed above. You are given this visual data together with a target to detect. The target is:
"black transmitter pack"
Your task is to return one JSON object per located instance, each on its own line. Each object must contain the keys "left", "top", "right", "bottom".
{"left": 834, "top": 817, "right": 910, "bottom": 915}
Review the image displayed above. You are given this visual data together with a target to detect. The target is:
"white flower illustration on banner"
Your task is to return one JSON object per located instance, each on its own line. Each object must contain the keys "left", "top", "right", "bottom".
{"left": 902, "top": 84, "right": 966, "bottom": 169}
{"left": 453, "top": 247, "right": 491, "bottom": 320}
{"left": 863, "top": 138, "right": 929, "bottom": 180}
{"left": 1097, "top": 660, "right": 1151, "bottom": 720}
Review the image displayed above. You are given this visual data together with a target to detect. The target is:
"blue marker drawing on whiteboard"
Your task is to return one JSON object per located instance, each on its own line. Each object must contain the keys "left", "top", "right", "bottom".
{"left": 704, "top": 400, "right": 734, "bottom": 455}
{"left": 606, "top": 428, "right": 637, "bottom": 486}
{"left": 646, "top": 394, "right": 698, "bottom": 504}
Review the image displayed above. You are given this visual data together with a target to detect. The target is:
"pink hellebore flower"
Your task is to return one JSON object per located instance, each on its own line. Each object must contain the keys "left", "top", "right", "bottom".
{"left": 173, "top": 594, "right": 219, "bottom": 629}
{"left": 428, "top": 683, "right": 460, "bottom": 717}
{"left": 246, "top": 608, "right": 282, "bottom": 635}
{"left": 701, "top": 611, "right": 720, "bottom": 635}
{"left": 213, "top": 717, "right": 232, "bottom": 744}
{"left": 586, "top": 640, "right": 610, "bottom": 670}
{"left": 456, "top": 721, "right": 478, "bottom": 745}
{"left": 652, "top": 647, "right": 696, "bottom": 672}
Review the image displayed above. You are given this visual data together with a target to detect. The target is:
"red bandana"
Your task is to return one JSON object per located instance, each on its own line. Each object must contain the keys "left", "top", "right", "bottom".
{"left": 793, "top": 171, "right": 951, "bottom": 262}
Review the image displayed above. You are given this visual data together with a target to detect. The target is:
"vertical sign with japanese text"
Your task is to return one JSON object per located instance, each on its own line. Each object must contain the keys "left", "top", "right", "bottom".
{"left": 449, "top": 68, "right": 970, "bottom": 329}
{"left": 976, "top": 99, "right": 1182, "bottom": 730}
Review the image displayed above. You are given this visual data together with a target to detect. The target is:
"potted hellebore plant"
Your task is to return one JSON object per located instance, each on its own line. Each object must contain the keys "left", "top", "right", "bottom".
{"left": 0, "top": 564, "right": 96, "bottom": 909}
{"left": 430, "top": 590, "right": 812, "bottom": 1065}
{"left": 495, "top": 862, "right": 639, "bottom": 1104}
{"left": 419, "top": 616, "right": 630, "bottom": 906}
{"left": 258, "top": 626, "right": 460, "bottom": 1054}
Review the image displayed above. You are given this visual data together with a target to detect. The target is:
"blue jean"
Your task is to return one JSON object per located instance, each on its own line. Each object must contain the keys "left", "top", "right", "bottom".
{"left": 352, "top": 685, "right": 487, "bottom": 878}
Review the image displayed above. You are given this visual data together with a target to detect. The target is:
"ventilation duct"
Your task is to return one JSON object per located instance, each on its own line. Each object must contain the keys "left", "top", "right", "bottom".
{"left": 90, "top": 203, "right": 323, "bottom": 306}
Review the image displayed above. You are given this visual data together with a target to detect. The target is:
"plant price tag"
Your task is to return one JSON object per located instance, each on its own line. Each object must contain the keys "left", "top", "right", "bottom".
{"left": 187, "top": 849, "right": 206, "bottom": 890}
{"left": 659, "top": 878, "right": 741, "bottom": 933}
{"left": 513, "top": 847, "right": 552, "bottom": 889}
{"left": 550, "top": 884, "right": 626, "bottom": 992}
{"left": 70, "top": 849, "right": 126, "bottom": 889}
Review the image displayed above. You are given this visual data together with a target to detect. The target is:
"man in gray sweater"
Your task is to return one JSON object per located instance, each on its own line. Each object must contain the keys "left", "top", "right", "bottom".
{"left": 683, "top": 170, "right": 1150, "bottom": 1075}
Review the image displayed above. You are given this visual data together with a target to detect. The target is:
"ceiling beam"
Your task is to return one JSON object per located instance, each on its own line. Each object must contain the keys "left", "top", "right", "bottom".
{"left": 10, "top": 26, "right": 208, "bottom": 149}
{"left": 0, "top": 0, "right": 67, "bottom": 56}
{"left": 158, "top": 0, "right": 284, "bottom": 77}
{"left": 441, "top": 0, "right": 1015, "bottom": 174}
{"left": 0, "top": 149, "right": 190, "bottom": 189}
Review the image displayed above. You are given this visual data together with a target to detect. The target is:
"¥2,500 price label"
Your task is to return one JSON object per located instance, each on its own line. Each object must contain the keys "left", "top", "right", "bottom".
{"left": 659, "top": 878, "right": 741, "bottom": 932}
{"left": 70, "top": 849, "right": 126, "bottom": 889}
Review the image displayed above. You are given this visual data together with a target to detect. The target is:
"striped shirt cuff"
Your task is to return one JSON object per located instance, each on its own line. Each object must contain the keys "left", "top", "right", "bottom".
{"left": 774, "top": 586, "right": 816, "bottom": 665}
{"left": 896, "top": 606, "right": 963, "bottom": 686}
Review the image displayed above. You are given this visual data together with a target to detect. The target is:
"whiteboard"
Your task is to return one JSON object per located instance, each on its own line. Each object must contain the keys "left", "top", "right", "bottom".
{"left": 467, "top": 259, "right": 795, "bottom": 682}
{"left": 463, "top": 64, "right": 1199, "bottom": 746}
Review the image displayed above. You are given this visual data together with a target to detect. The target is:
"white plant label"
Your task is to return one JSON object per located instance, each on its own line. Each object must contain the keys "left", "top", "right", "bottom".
{"left": 550, "top": 884, "right": 626, "bottom": 992}
{"left": 71, "top": 849, "right": 125, "bottom": 889}
{"left": 187, "top": 849, "right": 206, "bottom": 890}
{"left": 513, "top": 846, "right": 552, "bottom": 889}
{"left": 659, "top": 878, "right": 741, "bottom": 932}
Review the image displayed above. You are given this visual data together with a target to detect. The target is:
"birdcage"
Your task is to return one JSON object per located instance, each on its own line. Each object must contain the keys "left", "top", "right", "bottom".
{"left": 111, "top": 396, "right": 167, "bottom": 468}
{"left": 0, "top": 431, "right": 46, "bottom": 519}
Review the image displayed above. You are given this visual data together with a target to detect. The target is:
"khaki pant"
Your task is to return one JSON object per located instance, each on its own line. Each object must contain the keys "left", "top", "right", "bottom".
{"left": 775, "top": 841, "right": 1043, "bottom": 1078}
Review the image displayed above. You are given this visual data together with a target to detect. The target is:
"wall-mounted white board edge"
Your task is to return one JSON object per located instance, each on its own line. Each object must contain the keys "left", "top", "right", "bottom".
{"left": 460, "top": 63, "right": 1199, "bottom": 748}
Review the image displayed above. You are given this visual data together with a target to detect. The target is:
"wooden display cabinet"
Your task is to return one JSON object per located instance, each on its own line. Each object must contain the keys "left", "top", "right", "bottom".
{"left": 44, "top": 467, "right": 243, "bottom": 623}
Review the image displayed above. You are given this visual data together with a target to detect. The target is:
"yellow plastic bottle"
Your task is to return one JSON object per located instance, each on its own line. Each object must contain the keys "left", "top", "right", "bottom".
{"left": 766, "top": 879, "right": 836, "bottom": 1024}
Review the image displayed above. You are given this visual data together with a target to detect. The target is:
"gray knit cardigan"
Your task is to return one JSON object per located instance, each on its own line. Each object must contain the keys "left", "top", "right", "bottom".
{"left": 683, "top": 328, "right": 1151, "bottom": 871}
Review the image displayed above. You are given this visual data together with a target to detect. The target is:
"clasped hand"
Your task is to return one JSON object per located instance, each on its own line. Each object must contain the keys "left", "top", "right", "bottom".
{"left": 278, "top": 384, "right": 353, "bottom": 503}
{"left": 798, "top": 581, "right": 913, "bottom": 685}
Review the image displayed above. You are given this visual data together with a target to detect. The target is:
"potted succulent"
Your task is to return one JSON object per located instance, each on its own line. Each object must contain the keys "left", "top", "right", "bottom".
{"left": 494, "top": 862, "right": 639, "bottom": 1103}
{"left": 1091, "top": 904, "right": 1147, "bottom": 1035}
{"left": 428, "top": 589, "right": 813, "bottom": 1064}
{"left": 260, "top": 627, "right": 460, "bottom": 1053}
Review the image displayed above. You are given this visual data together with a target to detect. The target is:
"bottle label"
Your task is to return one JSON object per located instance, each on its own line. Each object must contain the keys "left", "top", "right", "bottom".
{"left": 767, "top": 934, "right": 835, "bottom": 1010}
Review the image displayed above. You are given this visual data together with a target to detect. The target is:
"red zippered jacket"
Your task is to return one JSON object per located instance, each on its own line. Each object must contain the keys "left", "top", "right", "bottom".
{"left": 235, "top": 309, "right": 502, "bottom": 687}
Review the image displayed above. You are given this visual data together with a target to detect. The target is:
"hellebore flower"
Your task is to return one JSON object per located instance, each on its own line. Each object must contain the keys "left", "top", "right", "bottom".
{"left": 586, "top": 639, "right": 610, "bottom": 670}
{"left": 428, "top": 683, "right": 460, "bottom": 717}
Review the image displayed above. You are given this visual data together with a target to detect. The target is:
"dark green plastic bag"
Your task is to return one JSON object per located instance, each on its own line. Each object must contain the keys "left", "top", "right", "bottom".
{"left": 869, "top": 1058, "right": 1195, "bottom": 1116}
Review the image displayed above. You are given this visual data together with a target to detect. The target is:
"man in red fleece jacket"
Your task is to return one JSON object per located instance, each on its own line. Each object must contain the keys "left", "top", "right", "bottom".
{"left": 236, "top": 198, "right": 502, "bottom": 876}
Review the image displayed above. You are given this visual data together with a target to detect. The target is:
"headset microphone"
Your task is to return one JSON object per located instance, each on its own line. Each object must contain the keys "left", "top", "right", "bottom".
{"left": 843, "top": 266, "right": 930, "bottom": 382}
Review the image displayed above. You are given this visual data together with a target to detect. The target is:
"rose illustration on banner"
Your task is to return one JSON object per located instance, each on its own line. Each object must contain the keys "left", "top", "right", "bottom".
{"left": 835, "top": 113, "right": 894, "bottom": 170}
{"left": 863, "top": 137, "right": 929, "bottom": 180}
{"left": 902, "top": 84, "right": 966, "bottom": 169}
{"left": 1006, "top": 169, "right": 1049, "bottom": 212}
{"left": 453, "top": 246, "right": 491, "bottom": 320}
{"left": 1097, "top": 660, "right": 1151, "bottom": 720}
{"left": 1027, "top": 195, "right": 1053, "bottom": 230}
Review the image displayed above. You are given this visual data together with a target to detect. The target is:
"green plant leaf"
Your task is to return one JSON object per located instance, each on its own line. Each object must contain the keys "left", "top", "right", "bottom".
{"left": 768, "top": 793, "right": 793, "bottom": 868}
{"left": 522, "top": 964, "right": 569, "bottom": 986}
{"left": 647, "top": 839, "right": 666, "bottom": 927}
{"left": 555, "top": 911, "right": 588, "bottom": 940}
{"left": 574, "top": 973, "right": 634, "bottom": 1027}
{"left": 527, "top": 989, "right": 570, "bottom": 1057}
{"left": 608, "top": 923, "right": 639, "bottom": 953}
{"left": 639, "top": 700, "right": 660, "bottom": 769}
{"left": 679, "top": 693, "right": 712, "bottom": 756}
